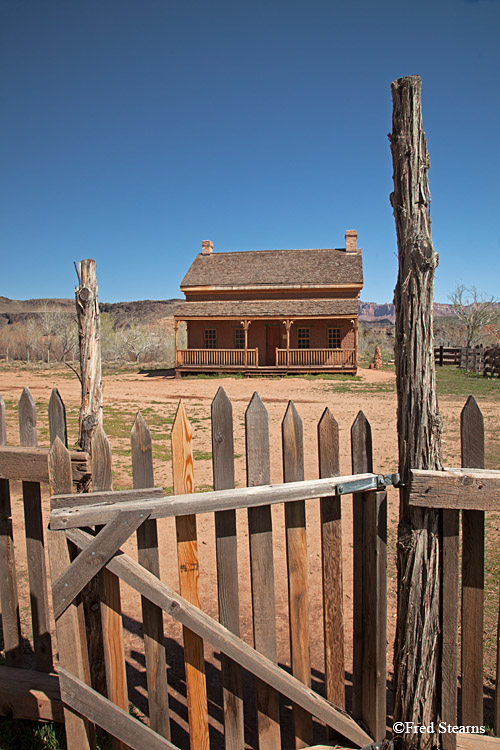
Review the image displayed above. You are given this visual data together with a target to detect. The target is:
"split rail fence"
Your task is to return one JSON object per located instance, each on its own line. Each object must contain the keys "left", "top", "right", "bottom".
{"left": 434, "top": 345, "right": 500, "bottom": 376}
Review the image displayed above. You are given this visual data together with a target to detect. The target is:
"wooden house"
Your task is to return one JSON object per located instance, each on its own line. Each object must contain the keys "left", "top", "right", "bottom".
{"left": 174, "top": 230, "right": 363, "bottom": 374}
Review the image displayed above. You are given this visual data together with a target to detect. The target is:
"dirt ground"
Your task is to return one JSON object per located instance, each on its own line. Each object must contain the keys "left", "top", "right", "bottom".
{"left": 0, "top": 364, "right": 494, "bottom": 748}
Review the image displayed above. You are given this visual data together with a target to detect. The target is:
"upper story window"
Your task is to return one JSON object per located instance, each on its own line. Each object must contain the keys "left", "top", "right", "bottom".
{"left": 234, "top": 328, "right": 245, "bottom": 349}
{"left": 204, "top": 329, "right": 217, "bottom": 349}
{"left": 328, "top": 327, "right": 341, "bottom": 349}
{"left": 297, "top": 328, "right": 310, "bottom": 349}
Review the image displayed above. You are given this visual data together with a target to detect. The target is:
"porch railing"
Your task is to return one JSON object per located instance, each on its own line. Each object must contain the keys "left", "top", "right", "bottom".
{"left": 176, "top": 348, "right": 259, "bottom": 367}
{"left": 276, "top": 348, "right": 357, "bottom": 368}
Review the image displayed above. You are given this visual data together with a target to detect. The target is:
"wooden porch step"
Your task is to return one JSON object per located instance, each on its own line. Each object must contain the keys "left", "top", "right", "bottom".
{"left": 0, "top": 666, "right": 63, "bottom": 722}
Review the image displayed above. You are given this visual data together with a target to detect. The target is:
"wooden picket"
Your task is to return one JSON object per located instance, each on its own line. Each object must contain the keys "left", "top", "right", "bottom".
{"left": 5, "top": 383, "right": 499, "bottom": 750}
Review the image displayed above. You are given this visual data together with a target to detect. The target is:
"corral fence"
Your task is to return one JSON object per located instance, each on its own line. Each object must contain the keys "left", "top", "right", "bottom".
{"left": 434, "top": 345, "right": 500, "bottom": 376}
{"left": 0, "top": 386, "right": 499, "bottom": 750}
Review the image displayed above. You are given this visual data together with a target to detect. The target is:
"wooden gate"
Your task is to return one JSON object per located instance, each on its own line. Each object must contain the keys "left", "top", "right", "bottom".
{"left": 44, "top": 387, "right": 395, "bottom": 750}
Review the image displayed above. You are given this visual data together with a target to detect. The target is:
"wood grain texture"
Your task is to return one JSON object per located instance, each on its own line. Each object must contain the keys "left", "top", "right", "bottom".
{"left": 131, "top": 412, "right": 170, "bottom": 740}
{"left": 317, "top": 408, "right": 344, "bottom": 712}
{"left": 50, "top": 472, "right": 386, "bottom": 529}
{"left": 409, "top": 468, "right": 500, "bottom": 509}
{"left": 441, "top": 508, "right": 459, "bottom": 750}
{"left": 59, "top": 669, "right": 177, "bottom": 750}
{"left": 48, "top": 438, "right": 96, "bottom": 750}
{"left": 246, "top": 392, "right": 281, "bottom": 749}
{"left": 350, "top": 411, "right": 371, "bottom": 720}
{"left": 211, "top": 387, "right": 244, "bottom": 749}
{"left": 282, "top": 400, "right": 313, "bottom": 749}
{"left": 171, "top": 400, "right": 209, "bottom": 750}
{"left": 67, "top": 526, "right": 373, "bottom": 748}
{"left": 390, "top": 75, "right": 443, "bottom": 747}
{"left": 351, "top": 413, "right": 387, "bottom": 741}
{"left": 91, "top": 424, "right": 130, "bottom": 750}
{"left": 0, "top": 666, "right": 63, "bottom": 722}
{"left": 49, "top": 388, "right": 67, "bottom": 447}
{"left": 0, "top": 395, "right": 23, "bottom": 668}
{"left": 19, "top": 387, "right": 53, "bottom": 673}
{"left": 52, "top": 511, "right": 147, "bottom": 619}
{"left": 76, "top": 259, "right": 103, "bottom": 454}
{"left": 0, "top": 445, "right": 89, "bottom": 484}
{"left": 461, "top": 396, "right": 485, "bottom": 727}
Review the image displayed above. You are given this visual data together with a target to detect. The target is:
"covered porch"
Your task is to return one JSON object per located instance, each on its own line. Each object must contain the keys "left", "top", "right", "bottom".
{"left": 174, "top": 313, "right": 358, "bottom": 375}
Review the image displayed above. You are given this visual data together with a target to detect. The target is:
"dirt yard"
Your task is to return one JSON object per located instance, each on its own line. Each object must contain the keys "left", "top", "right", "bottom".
{"left": 0, "top": 364, "right": 497, "bottom": 747}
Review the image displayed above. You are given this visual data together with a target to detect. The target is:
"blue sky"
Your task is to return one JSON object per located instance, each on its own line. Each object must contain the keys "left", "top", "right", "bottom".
{"left": 1, "top": 0, "right": 499, "bottom": 304}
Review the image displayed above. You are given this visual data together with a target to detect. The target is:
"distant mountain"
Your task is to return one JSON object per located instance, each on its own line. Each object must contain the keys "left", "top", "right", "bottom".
{"left": 359, "top": 301, "right": 456, "bottom": 323}
{"left": 0, "top": 296, "right": 457, "bottom": 327}
{"left": 0, "top": 296, "right": 184, "bottom": 327}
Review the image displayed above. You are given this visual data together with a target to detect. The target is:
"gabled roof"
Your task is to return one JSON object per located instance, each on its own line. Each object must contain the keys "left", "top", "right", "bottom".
{"left": 175, "top": 299, "right": 358, "bottom": 319}
{"left": 180, "top": 248, "right": 363, "bottom": 289}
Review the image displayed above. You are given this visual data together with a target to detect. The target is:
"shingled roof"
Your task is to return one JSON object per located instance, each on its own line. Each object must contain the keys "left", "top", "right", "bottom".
{"left": 175, "top": 299, "right": 359, "bottom": 319}
{"left": 180, "top": 248, "right": 363, "bottom": 288}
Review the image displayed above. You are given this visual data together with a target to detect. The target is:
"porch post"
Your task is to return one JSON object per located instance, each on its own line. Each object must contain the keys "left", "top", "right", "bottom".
{"left": 284, "top": 320, "right": 292, "bottom": 367}
{"left": 174, "top": 321, "right": 179, "bottom": 367}
{"left": 243, "top": 320, "right": 250, "bottom": 367}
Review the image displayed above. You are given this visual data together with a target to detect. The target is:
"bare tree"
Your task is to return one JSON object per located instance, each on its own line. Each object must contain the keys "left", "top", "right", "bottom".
{"left": 449, "top": 284, "right": 499, "bottom": 347}
{"left": 118, "top": 321, "right": 162, "bottom": 362}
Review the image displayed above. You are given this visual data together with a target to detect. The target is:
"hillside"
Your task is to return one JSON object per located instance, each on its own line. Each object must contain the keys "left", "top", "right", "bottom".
{"left": 0, "top": 296, "right": 455, "bottom": 326}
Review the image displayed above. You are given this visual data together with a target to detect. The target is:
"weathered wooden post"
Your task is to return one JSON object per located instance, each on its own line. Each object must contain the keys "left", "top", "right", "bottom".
{"left": 390, "top": 75, "right": 443, "bottom": 749}
{"left": 75, "top": 259, "right": 103, "bottom": 454}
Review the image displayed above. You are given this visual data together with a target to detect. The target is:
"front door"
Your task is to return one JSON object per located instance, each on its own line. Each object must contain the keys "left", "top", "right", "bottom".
{"left": 265, "top": 325, "right": 281, "bottom": 366}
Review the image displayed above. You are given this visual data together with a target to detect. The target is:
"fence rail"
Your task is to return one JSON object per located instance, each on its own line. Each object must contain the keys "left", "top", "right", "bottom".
{"left": 434, "top": 345, "right": 500, "bottom": 376}
{"left": 176, "top": 348, "right": 258, "bottom": 367}
{"left": 276, "top": 348, "right": 356, "bottom": 368}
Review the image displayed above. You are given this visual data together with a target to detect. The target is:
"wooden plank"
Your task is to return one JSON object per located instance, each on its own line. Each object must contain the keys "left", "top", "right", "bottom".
{"left": 50, "top": 473, "right": 388, "bottom": 528}
{"left": 51, "top": 485, "right": 164, "bottom": 510}
{"left": 48, "top": 438, "right": 96, "bottom": 750}
{"left": 0, "top": 395, "right": 23, "bottom": 668}
{"left": 19, "top": 387, "right": 53, "bottom": 673}
{"left": 246, "top": 392, "right": 281, "bottom": 749}
{"left": 171, "top": 400, "right": 209, "bottom": 750}
{"left": 282, "top": 400, "right": 313, "bottom": 748}
{"left": 317, "top": 408, "right": 344, "bottom": 713}
{"left": 211, "top": 387, "right": 244, "bottom": 748}
{"left": 441, "top": 508, "right": 460, "bottom": 750}
{"left": 0, "top": 666, "right": 63, "bottom": 722}
{"left": 351, "top": 411, "right": 371, "bottom": 721}
{"left": 67, "top": 526, "right": 373, "bottom": 748}
{"left": 52, "top": 510, "right": 147, "bottom": 619}
{"left": 409, "top": 468, "right": 500, "bottom": 510}
{"left": 351, "top": 412, "right": 387, "bottom": 741}
{"left": 59, "top": 669, "right": 177, "bottom": 750}
{"left": 131, "top": 412, "right": 170, "bottom": 740}
{"left": 49, "top": 388, "right": 68, "bottom": 447}
{"left": 92, "top": 424, "right": 130, "bottom": 750}
{"left": 361, "top": 489, "right": 387, "bottom": 742}
{"left": 461, "top": 396, "right": 485, "bottom": 727}
{"left": 0, "top": 445, "right": 89, "bottom": 484}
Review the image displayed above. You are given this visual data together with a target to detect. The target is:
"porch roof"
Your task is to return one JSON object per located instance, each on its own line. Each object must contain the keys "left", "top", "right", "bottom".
{"left": 174, "top": 298, "right": 358, "bottom": 319}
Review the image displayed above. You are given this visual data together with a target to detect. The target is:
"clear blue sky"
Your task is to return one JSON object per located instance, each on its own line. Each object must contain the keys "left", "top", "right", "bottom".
{"left": 1, "top": 0, "right": 499, "bottom": 304}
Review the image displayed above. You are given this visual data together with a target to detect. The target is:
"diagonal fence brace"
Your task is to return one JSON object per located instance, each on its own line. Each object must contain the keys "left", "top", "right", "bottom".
{"left": 52, "top": 509, "right": 149, "bottom": 619}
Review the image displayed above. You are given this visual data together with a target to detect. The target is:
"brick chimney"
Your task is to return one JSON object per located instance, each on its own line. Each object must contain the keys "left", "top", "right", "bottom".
{"left": 345, "top": 230, "right": 357, "bottom": 253}
{"left": 201, "top": 240, "right": 213, "bottom": 255}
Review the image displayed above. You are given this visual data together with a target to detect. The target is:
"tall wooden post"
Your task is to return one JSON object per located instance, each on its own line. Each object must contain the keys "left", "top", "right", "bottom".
{"left": 284, "top": 320, "right": 292, "bottom": 367}
{"left": 75, "top": 259, "right": 103, "bottom": 454}
{"left": 390, "top": 75, "right": 443, "bottom": 749}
